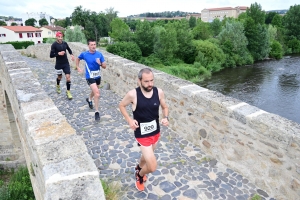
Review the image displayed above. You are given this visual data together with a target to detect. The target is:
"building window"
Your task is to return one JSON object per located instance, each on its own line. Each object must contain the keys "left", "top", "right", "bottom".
{"left": 19, "top": 33, "right": 23, "bottom": 38}
{"left": 27, "top": 33, "right": 34, "bottom": 38}
{"left": 35, "top": 33, "right": 41, "bottom": 37}
{"left": 0, "top": 34, "right": 6, "bottom": 37}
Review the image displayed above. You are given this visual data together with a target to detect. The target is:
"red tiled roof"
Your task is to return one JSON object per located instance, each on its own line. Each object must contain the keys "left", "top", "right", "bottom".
{"left": 42, "top": 25, "right": 65, "bottom": 31}
{"left": 2, "top": 26, "right": 42, "bottom": 32}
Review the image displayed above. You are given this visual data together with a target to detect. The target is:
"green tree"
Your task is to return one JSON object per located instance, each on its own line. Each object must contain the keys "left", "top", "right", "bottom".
{"left": 0, "top": 21, "right": 7, "bottom": 26}
{"left": 105, "top": 7, "right": 118, "bottom": 26}
{"left": 271, "top": 14, "right": 282, "bottom": 27}
{"left": 153, "top": 26, "right": 178, "bottom": 62}
{"left": 135, "top": 20, "right": 154, "bottom": 56}
{"left": 283, "top": 4, "right": 300, "bottom": 40}
{"left": 265, "top": 12, "right": 277, "bottom": 24}
{"left": 54, "top": 19, "right": 67, "bottom": 28}
{"left": 39, "top": 18, "right": 49, "bottom": 26}
{"left": 218, "top": 20, "right": 253, "bottom": 67}
{"left": 109, "top": 18, "right": 132, "bottom": 42}
{"left": 269, "top": 40, "right": 283, "bottom": 59}
{"left": 64, "top": 25, "right": 87, "bottom": 44}
{"left": 237, "top": 12, "right": 248, "bottom": 23}
{"left": 192, "top": 20, "right": 211, "bottom": 40}
{"left": 25, "top": 18, "right": 37, "bottom": 26}
{"left": 106, "top": 41, "right": 142, "bottom": 62}
{"left": 11, "top": 22, "right": 17, "bottom": 26}
{"left": 246, "top": 2, "right": 265, "bottom": 24}
{"left": 189, "top": 16, "right": 196, "bottom": 28}
{"left": 71, "top": 6, "right": 90, "bottom": 29}
{"left": 210, "top": 18, "right": 222, "bottom": 37}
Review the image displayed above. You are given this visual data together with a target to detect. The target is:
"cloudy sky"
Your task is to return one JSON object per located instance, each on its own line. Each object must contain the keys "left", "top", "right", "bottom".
{"left": 0, "top": 0, "right": 298, "bottom": 19}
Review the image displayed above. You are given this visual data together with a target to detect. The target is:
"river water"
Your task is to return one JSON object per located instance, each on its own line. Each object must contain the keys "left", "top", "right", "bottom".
{"left": 198, "top": 55, "right": 300, "bottom": 124}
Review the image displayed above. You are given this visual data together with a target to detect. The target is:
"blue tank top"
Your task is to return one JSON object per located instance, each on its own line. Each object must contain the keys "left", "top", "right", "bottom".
{"left": 133, "top": 87, "right": 160, "bottom": 138}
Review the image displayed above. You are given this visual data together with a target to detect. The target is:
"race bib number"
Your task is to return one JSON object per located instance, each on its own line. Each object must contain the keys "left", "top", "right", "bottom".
{"left": 140, "top": 120, "right": 157, "bottom": 135}
{"left": 56, "top": 69, "right": 63, "bottom": 75}
{"left": 90, "top": 70, "right": 100, "bottom": 78}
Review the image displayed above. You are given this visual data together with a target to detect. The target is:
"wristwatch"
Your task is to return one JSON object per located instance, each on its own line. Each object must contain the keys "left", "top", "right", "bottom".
{"left": 164, "top": 116, "right": 169, "bottom": 121}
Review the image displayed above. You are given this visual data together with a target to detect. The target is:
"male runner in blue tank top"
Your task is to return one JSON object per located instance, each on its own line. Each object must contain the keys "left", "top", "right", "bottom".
{"left": 119, "top": 68, "right": 169, "bottom": 191}
{"left": 76, "top": 39, "right": 106, "bottom": 121}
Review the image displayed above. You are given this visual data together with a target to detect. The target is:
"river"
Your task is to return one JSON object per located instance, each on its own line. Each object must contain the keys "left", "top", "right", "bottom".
{"left": 198, "top": 55, "right": 300, "bottom": 124}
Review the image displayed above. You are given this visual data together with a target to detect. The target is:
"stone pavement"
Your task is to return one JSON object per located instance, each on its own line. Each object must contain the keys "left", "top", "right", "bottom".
{"left": 24, "top": 55, "right": 275, "bottom": 200}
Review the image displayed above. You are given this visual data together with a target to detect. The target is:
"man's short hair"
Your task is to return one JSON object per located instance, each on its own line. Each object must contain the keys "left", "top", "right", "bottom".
{"left": 87, "top": 39, "right": 96, "bottom": 45}
{"left": 138, "top": 68, "right": 153, "bottom": 80}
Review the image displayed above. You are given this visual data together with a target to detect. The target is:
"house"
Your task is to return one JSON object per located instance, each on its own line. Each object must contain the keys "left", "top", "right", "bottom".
{"left": 40, "top": 25, "right": 66, "bottom": 38}
{"left": 201, "top": 6, "right": 248, "bottom": 22}
{"left": 0, "top": 26, "right": 43, "bottom": 44}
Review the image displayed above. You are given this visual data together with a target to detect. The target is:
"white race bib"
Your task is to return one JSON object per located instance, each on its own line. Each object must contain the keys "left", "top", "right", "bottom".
{"left": 90, "top": 70, "right": 100, "bottom": 78}
{"left": 140, "top": 120, "right": 157, "bottom": 135}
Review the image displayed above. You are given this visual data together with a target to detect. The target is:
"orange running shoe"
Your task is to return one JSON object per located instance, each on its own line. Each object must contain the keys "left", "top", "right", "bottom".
{"left": 135, "top": 165, "right": 147, "bottom": 182}
{"left": 135, "top": 171, "right": 145, "bottom": 191}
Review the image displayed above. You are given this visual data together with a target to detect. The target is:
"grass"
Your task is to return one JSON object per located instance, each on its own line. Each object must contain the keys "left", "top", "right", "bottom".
{"left": 101, "top": 179, "right": 123, "bottom": 200}
{"left": 251, "top": 194, "right": 261, "bottom": 200}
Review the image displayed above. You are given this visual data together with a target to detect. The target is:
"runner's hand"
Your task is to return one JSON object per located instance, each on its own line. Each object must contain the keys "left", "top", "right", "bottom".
{"left": 161, "top": 118, "right": 169, "bottom": 126}
{"left": 129, "top": 119, "right": 139, "bottom": 131}
{"left": 71, "top": 55, "right": 75, "bottom": 61}
{"left": 77, "top": 67, "right": 83, "bottom": 73}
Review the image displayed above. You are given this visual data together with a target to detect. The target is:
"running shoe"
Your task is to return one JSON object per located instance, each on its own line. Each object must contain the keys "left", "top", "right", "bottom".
{"left": 135, "top": 171, "right": 144, "bottom": 191}
{"left": 86, "top": 98, "right": 93, "bottom": 109}
{"left": 135, "top": 165, "right": 147, "bottom": 182}
{"left": 66, "top": 91, "right": 72, "bottom": 99}
{"left": 56, "top": 85, "right": 61, "bottom": 94}
{"left": 95, "top": 111, "right": 100, "bottom": 121}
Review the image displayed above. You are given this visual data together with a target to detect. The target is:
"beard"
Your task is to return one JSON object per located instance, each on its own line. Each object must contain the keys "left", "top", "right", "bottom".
{"left": 141, "top": 85, "right": 153, "bottom": 92}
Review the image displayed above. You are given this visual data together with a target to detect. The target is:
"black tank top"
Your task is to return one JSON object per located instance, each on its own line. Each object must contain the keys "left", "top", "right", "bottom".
{"left": 133, "top": 87, "right": 160, "bottom": 138}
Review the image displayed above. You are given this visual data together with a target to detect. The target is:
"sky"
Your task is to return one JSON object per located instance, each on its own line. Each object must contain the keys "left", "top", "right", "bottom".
{"left": 0, "top": 0, "right": 298, "bottom": 19}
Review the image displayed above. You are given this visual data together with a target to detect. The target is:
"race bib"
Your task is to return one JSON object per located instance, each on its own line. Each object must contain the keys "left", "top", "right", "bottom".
{"left": 56, "top": 69, "right": 63, "bottom": 75}
{"left": 90, "top": 70, "right": 100, "bottom": 78}
{"left": 140, "top": 120, "right": 157, "bottom": 135}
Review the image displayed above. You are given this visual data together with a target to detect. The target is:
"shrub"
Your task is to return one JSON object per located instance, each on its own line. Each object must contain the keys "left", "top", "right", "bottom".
{"left": 1, "top": 41, "right": 34, "bottom": 49}
{"left": 42, "top": 38, "right": 52, "bottom": 43}
{"left": 269, "top": 40, "right": 283, "bottom": 59}
{"left": 106, "top": 42, "right": 142, "bottom": 62}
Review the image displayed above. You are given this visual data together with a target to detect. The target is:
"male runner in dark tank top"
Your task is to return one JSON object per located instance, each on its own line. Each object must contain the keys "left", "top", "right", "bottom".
{"left": 119, "top": 68, "right": 169, "bottom": 191}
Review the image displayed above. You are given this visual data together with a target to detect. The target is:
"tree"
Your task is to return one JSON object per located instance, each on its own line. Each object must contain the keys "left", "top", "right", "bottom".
{"left": 135, "top": 20, "right": 154, "bottom": 56}
{"left": 189, "top": 16, "right": 196, "bottom": 28}
{"left": 105, "top": 7, "right": 118, "bottom": 26}
{"left": 246, "top": 2, "right": 265, "bottom": 24}
{"left": 210, "top": 18, "right": 222, "bottom": 37}
{"left": 269, "top": 40, "right": 283, "bottom": 59}
{"left": 54, "top": 19, "right": 67, "bottom": 28}
{"left": 192, "top": 20, "right": 211, "bottom": 40}
{"left": 0, "top": 21, "right": 7, "bottom": 26}
{"left": 265, "top": 12, "right": 277, "bottom": 24}
{"left": 283, "top": 4, "right": 300, "bottom": 40}
{"left": 71, "top": 6, "right": 90, "bottom": 29}
{"left": 39, "top": 18, "right": 49, "bottom": 26}
{"left": 64, "top": 25, "right": 86, "bottom": 44}
{"left": 106, "top": 42, "right": 142, "bottom": 62}
{"left": 25, "top": 18, "right": 37, "bottom": 26}
{"left": 109, "top": 18, "right": 132, "bottom": 42}
{"left": 11, "top": 22, "right": 17, "bottom": 26}
{"left": 271, "top": 14, "right": 282, "bottom": 27}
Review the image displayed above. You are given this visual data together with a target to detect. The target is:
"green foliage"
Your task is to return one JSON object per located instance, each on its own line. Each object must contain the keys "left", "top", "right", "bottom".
{"left": 218, "top": 20, "right": 253, "bottom": 67}
{"left": 153, "top": 25, "right": 178, "bottom": 63}
{"left": 0, "top": 166, "right": 34, "bottom": 200}
{"left": 134, "top": 20, "right": 154, "bottom": 56}
{"left": 25, "top": 18, "right": 36, "bottom": 26}
{"left": 109, "top": 18, "right": 132, "bottom": 42}
{"left": 106, "top": 41, "right": 142, "bottom": 62}
{"left": 210, "top": 18, "right": 222, "bottom": 37}
{"left": 246, "top": 2, "right": 265, "bottom": 24}
{"left": 156, "top": 64, "right": 204, "bottom": 81}
{"left": 10, "top": 22, "right": 17, "bottom": 26}
{"left": 267, "top": 25, "right": 277, "bottom": 43}
{"left": 271, "top": 14, "right": 283, "bottom": 28}
{"left": 1, "top": 41, "right": 34, "bottom": 49}
{"left": 64, "top": 25, "right": 87, "bottom": 44}
{"left": 43, "top": 38, "right": 52, "bottom": 43}
{"left": 283, "top": 4, "right": 300, "bottom": 40}
{"left": 101, "top": 179, "right": 122, "bottom": 200}
{"left": 192, "top": 20, "right": 211, "bottom": 40}
{"left": 269, "top": 40, "right": 283, "bottom": 59}
{"left": 38, "top": 18, "right": 48, "bottom": 26}
{"left": 188, "top": 16, "right": 196, "bottom": 28}
{"left": 123, "top": 18, "right": 138, "bottom": 31}
{"left": 237, "top": 12, "right": 247, "bottom": 23}
{"left": 287, "top": 37, "right": 300, "bottom": 53}
{"left": 0, "top": 21, "right": 7, "bottom": 26}
{"left": 45, "top": 38, "right": 56, "bottom": 44}
{"left": 54, "top": 19, "right": 67, "bottom": 28}
{"left": 193, "top": 40, "right": 225, "bottom": 72}
{"left": 251, "top": 194, "right": 262, "bottom": 200}
{"left": 265, "top": 12, "right": 277, "bottom": 24}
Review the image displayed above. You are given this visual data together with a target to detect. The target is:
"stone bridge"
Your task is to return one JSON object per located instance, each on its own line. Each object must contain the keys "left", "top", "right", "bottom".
{"left": 0, "top": 43, "right": 299, "bottom": 200}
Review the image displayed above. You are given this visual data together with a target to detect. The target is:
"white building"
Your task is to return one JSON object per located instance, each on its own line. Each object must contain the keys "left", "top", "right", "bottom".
{"left": 0, "top": 26, "right": 43, "bottom": 44}
{"left": 201, "top": 6, "right": 248, "bottom": 22}
{"left": 22, "top": 12, "right": 51, "bottom": 26}
{"left": 40, "top": 25, "right": 65, "bottom": 38}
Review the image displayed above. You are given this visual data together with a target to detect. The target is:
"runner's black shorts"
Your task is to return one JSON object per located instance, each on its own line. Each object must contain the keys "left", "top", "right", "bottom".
{"left": 55, "top": 64, "right": 71, "bottom": 75}
{"left": 86, "top": 77, "right": 101, "bottom": 86}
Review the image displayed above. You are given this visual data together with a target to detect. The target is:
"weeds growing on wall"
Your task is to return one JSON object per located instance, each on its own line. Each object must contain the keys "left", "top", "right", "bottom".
{"left": 101, "top": 179, "right": 123, "bottom": 200}
{"left": 0, "top": 166, "right": 35, "bottom": 200}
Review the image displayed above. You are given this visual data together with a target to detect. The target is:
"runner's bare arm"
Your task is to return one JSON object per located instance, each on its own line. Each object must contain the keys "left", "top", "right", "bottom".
{"left": 119, "top": 90, "right": 139, "bottom": 130}
{"left": 158, "top": 88, "right": 169, "bottom": 126}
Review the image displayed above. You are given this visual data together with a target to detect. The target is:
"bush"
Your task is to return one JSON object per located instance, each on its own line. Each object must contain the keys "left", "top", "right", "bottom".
{"left": 106, "top": 42, "right": 142, "bottom": 62}
{"left": 42, "top": 38, "right": 53, "bottom": 43}
{"left": 1, "top": 41, "right": 34, "bottom": 49}
{"left": 269, "top": 40, "right": 283, "bottom": 59}
{"left": 0, "top": 166, "right": 34, "bottom": 200}
{"left": 287, "top": 38, "right": 300, "bottom": 53}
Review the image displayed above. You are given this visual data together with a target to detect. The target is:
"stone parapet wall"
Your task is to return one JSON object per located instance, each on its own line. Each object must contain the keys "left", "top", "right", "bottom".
{"left": 25, "top": 43, "right": 300, "bottom": 199}
{"left": 0, "top": 44, "right": 105, "bottom": 200}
